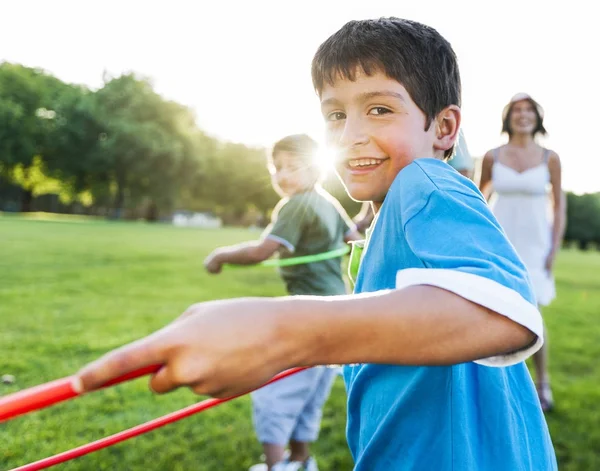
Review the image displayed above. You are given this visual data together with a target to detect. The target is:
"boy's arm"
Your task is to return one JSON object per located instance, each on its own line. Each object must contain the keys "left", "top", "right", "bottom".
{"left": 204, "top": 238, "right": 282, "bottom": 273}
{"left": 353, "top": 202, "right": 374, "bottom": 234}
{"left": 78, "top": 185, "right": 541, "bottom": 397}
{"left": 76, "top": 287, "right": 535, "bottom": 398}
{"left": 344, "top": 230, "right": 363, "bottom": 243}
{"left": 291, "top": 286, "right": 536, "bottom": 367}
{"left": 205, "top": 196, "right": 300, "bottom": 273}
{"left": 333, "top": 200, "right": 363, "bottom": 241}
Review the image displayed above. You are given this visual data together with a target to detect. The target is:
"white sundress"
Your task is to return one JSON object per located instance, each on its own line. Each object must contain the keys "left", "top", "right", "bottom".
{"left": 490, "top": 148, "right": 556, "bottom": 306}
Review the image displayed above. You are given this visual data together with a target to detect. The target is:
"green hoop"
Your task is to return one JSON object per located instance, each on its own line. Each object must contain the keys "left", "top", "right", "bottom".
{"left": 226, "top": 245, "right": 350, "bottom": 269}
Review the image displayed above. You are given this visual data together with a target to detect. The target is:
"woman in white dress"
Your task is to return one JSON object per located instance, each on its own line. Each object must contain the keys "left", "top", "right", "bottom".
{"left": 479, "top": 93, "right": 565, "bottom": 412}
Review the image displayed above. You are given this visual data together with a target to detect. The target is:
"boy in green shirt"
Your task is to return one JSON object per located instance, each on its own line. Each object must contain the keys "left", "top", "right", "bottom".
{"left": 204, "top": 134, "right": 360, "bottom": 471}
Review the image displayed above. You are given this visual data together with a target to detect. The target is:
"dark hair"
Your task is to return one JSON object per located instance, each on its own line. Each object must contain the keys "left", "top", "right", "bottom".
{"left": 311, "top": 17, "right": 461, "bottom": 158}
{"left": 502, "top": 99, "right": 547, "bottom": 138}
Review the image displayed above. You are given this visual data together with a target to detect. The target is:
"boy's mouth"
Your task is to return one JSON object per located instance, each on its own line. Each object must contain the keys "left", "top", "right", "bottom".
{"left": 345, "top": 157, "right": 388, "bottom": 174}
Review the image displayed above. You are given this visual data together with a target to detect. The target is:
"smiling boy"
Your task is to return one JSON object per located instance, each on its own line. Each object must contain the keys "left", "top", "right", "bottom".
{"left": 77, "top": 17, "right": 557, "bottom": 470}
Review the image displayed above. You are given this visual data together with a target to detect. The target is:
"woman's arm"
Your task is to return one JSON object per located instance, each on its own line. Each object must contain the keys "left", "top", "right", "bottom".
{"left": 478, "top": 151, "right": 495, "bottom": 201}
{"left": 546, "top": 151, "right": 564, "bottom": 271}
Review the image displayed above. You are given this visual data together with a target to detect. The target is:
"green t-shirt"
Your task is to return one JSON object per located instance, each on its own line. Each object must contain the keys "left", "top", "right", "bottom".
{"left": 348, "top": 240, "right": 365, "bottom": 290}
{"left": 264, "top": 187, "right": 354, "bottom": 296}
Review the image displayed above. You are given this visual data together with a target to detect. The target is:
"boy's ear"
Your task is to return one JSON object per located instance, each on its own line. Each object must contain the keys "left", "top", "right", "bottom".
{"left": 433, "top": 105, "right": 461, "bottom": 153}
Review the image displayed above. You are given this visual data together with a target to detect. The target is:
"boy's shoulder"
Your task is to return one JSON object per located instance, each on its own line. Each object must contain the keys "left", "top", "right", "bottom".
{"left": 402, "top": 158, "right": 478, "bottom": 193}
{"left": 272, "top": 196, "right": 291, "bottom": 215}
{"left": 389, "top": 158, "right": 484, "bottom": 219}
{"left": 314, "top": 186, "right": 347, "bottom": 211}
{"left": 272, "top": 191, "right": 318, "bottom": 220}
{"left": 288, "top": 187, "right": 345, "bottom": 213}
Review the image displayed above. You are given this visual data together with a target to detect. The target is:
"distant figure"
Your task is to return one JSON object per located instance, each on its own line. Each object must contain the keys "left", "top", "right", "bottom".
{"left": 480, "top": 93, "right": 565, "bottom": 412}
{"left": 448, "top": 129, "right": 474, "bottom": 180}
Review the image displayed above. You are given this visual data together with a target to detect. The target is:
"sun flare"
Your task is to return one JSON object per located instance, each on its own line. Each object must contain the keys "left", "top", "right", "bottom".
{"left": 314, "top": 146, "right": 335, "bottom": 177}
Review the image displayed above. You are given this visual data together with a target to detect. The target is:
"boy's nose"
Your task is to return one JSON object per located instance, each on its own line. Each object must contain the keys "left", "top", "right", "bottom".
{"left": 337, "top": 118, "right": 369, "bottom": 149}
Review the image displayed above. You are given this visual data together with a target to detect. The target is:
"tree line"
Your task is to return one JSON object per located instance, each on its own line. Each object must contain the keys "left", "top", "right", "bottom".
{"left": 0, "top": 62, "right": 359, "bottom": 223}
{"left": 1, "top": 62, "right": 598, "bottom": 249}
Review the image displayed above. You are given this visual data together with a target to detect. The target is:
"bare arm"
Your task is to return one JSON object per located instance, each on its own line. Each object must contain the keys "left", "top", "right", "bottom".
{"left": 284, "top": 287, "right": 535, "bottom": 367}
{"left": 344, "top": 229, "right": 363, "bottom": 243}
{"left": 546, "top": 152, "right": 564, "bottom": 270}
{"left": 478, "top": 151, "right": 495, "bottom": 201}
{"left": 457, "top": 168, "right": 473, "bottom": 180}
{"left": 353, "top": 202, "right": 374, "bottom": 233}
{"left": 204, "top": 238, "right": 282, "bottom": 273}
{"left": 560, "top": 190, "right": 567, "bottom": 240}
{"left": 77, "top": 286, "right": 536, "bottom": 397}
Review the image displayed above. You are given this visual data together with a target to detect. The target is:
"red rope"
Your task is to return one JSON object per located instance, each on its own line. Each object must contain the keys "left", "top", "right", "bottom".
{"left": 9, "top": 367, "right": 308, "bottom": 471}
{"left": 1, "top": 365, "right": 161, "bottom": 423}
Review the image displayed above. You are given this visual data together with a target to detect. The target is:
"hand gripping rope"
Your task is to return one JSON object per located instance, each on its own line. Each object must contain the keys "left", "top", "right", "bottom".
{"left": 1, "top": 366, "right": 308, "bottom": 470}
{"left": 2, "top": 246, "right": 350, "bottom": 470}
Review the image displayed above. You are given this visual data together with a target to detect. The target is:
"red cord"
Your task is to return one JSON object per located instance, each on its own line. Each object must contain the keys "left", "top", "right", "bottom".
{"left": 9, "top": 367, "right": 308, "bottom": 471}
{"left": 0, "top": 365, "right": 161, "bottom": 423}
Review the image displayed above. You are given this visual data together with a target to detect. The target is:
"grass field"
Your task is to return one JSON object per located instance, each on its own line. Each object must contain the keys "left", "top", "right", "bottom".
{"left": 1, "top": 215, "right": 599, "bottom": 470}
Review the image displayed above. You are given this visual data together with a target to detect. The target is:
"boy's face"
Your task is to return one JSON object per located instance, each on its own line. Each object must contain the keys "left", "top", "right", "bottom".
{"left": 320, "top": 70, "right": 440, "bottom": 206}
{"left": 269, "top": 151, "right": 316, "bottom": 197}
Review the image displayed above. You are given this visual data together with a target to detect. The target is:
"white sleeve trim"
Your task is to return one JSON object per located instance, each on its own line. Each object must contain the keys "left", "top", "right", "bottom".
{"left": 395, "top": 268, "right": 544, "bottom": 367}
{"left": 265, "top": 234, "right": 295, "bottom": 253}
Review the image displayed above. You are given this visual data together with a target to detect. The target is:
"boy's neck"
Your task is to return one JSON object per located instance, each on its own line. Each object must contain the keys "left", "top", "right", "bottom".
{"left": 371, "top": 156, "right": 441, "bottom": 213}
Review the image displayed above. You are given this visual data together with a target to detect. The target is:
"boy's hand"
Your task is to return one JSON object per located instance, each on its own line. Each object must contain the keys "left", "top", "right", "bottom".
{"left": 76, "top": 299, "right": 293, "bottom": 398}
{"left": 204, "top": 250, "right": 224, "bottom": 274}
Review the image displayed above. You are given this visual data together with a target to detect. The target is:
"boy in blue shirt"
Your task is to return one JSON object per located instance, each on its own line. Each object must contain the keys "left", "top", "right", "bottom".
{"left": 78, "top": 17, "right": 557, "bottom": 470}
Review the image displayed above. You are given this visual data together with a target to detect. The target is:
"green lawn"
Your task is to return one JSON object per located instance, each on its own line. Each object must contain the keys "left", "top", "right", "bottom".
{"left": 1, "top": 215, "right": 599, "bottom": 470}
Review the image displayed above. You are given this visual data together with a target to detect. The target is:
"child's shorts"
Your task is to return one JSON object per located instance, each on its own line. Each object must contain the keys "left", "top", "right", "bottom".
{"left": 251, "top": 366, "right": 337, "bottom": 445}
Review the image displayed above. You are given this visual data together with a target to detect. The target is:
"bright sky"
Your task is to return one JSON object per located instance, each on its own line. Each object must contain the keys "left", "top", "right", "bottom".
{"left": 2, "top": 0, "right": 597, "bottom": 193}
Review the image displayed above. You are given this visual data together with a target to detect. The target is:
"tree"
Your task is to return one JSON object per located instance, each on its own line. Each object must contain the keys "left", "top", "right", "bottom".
{"left": 90, "top": 73, "right": 203, "bottom": 219}
{"left": 43, "top": 83, "right": 108, "bottom": 203}
{"left": 565, "top": 192, "right": 600, "bottom": 250}
{"left": 0, "top": 62, "right": 67, "bottom": 210}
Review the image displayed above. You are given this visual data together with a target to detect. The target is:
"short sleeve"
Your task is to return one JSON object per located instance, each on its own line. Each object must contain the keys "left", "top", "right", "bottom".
{"left": 398, "top": 187, "right": 544, "bottom": 367}
{"left": 263, "top": 195, "right": 313, "bottom": 252}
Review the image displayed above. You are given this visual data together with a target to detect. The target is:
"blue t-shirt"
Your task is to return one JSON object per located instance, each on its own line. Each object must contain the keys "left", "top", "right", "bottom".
{"left": 344, "top": 158, "right": 556, "bottom": 470}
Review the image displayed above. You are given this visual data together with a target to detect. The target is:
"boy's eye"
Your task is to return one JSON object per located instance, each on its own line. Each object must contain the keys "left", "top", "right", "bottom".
{"left": 368, "top": 107, "right": 392, "bottom": 116}
{"left": 326, "top": 111, "right": 346, "bottom": 122}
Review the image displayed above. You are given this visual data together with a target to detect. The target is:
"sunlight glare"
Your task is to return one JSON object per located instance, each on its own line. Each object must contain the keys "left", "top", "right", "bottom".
{"left": 314, "top": 146, "right": 335, "bottom": 177}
